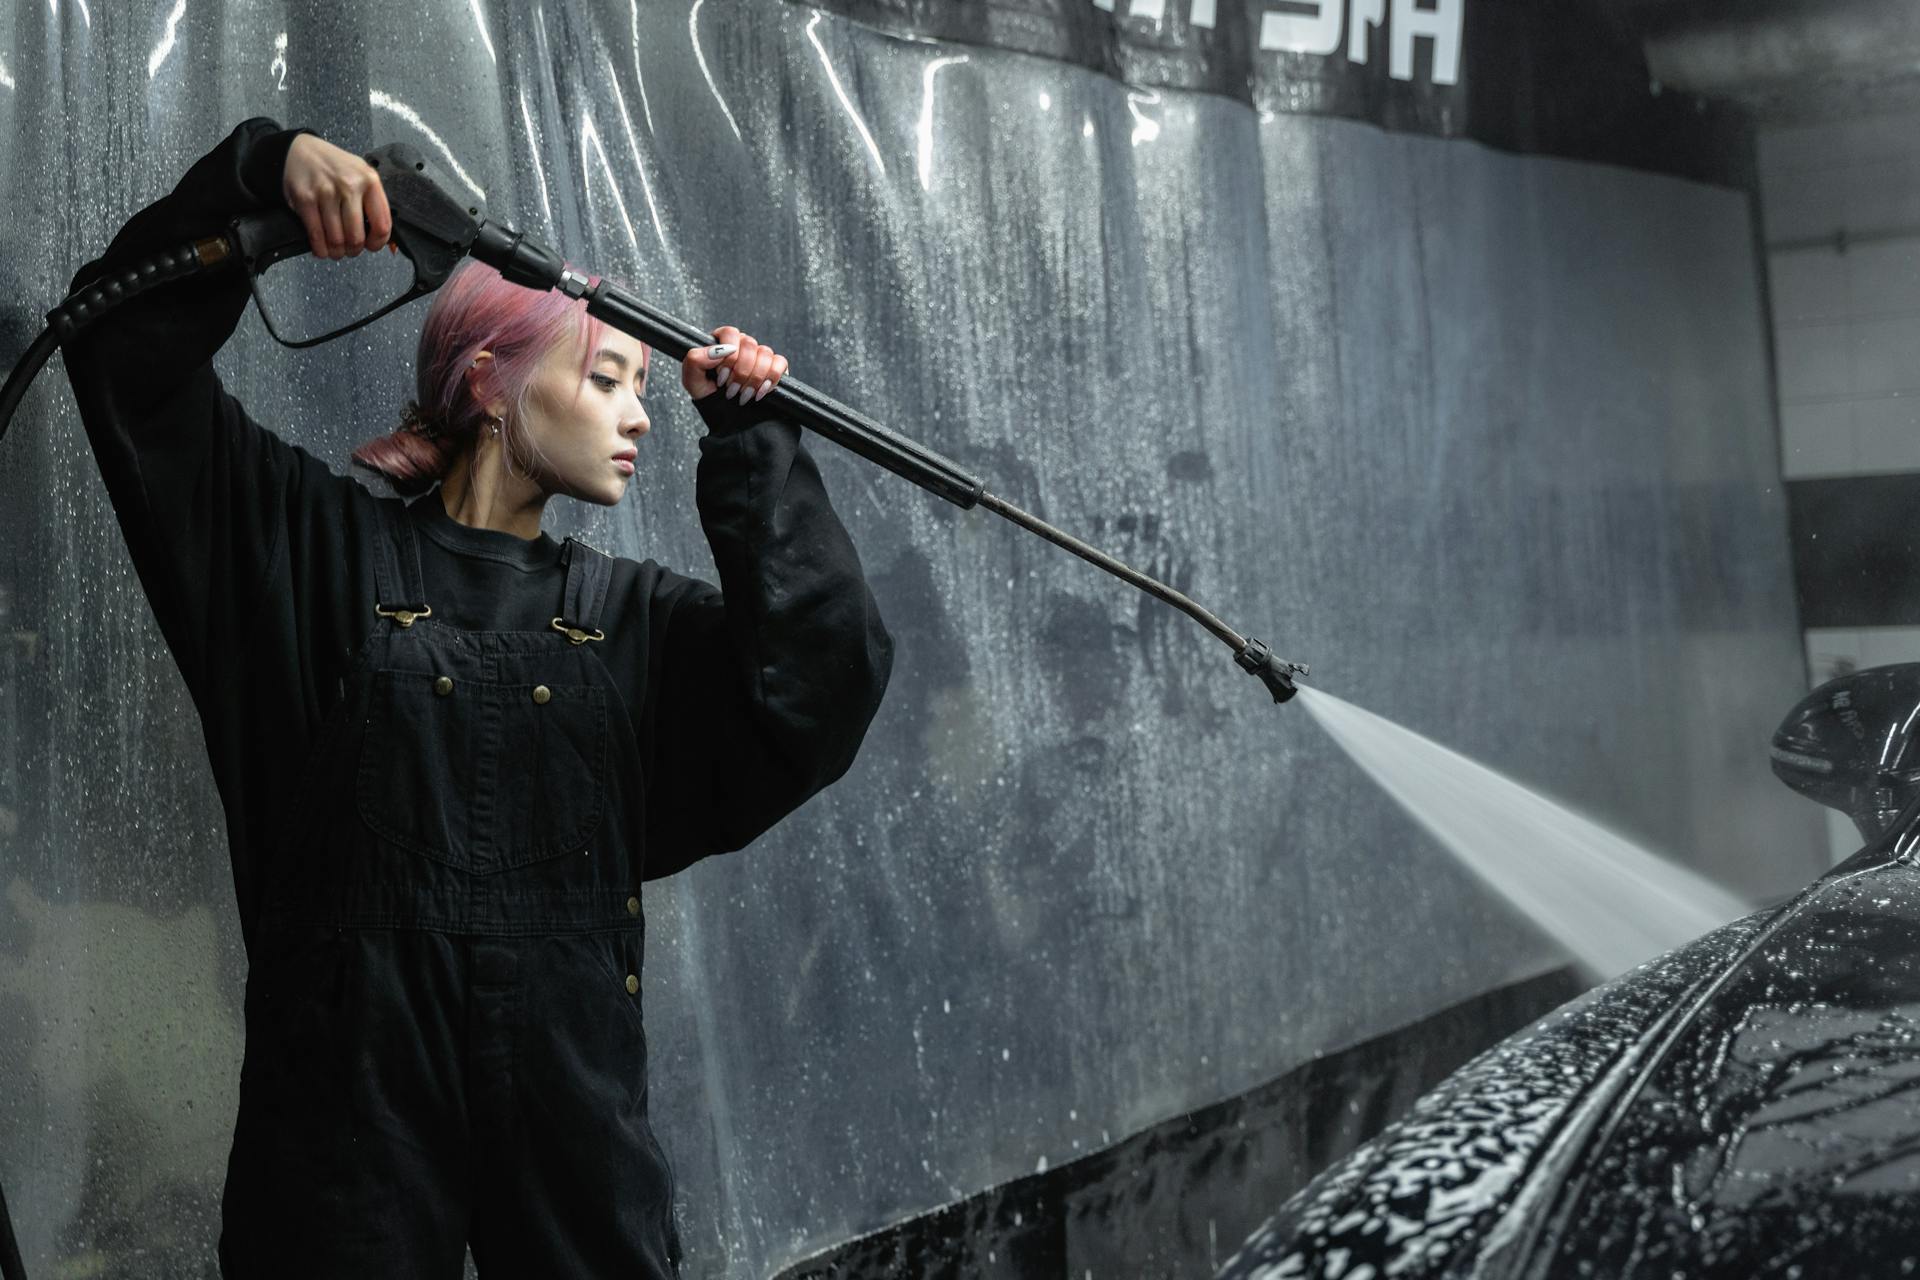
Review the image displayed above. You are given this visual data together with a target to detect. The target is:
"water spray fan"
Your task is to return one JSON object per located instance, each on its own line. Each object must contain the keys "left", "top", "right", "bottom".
{"left": 0, "top": 139, "right": 1307, "bottom": 705}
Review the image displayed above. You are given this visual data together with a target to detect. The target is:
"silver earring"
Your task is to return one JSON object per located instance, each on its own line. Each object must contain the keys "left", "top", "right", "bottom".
{"left": 489, "top": 418, "right": 502, "bottom": 437}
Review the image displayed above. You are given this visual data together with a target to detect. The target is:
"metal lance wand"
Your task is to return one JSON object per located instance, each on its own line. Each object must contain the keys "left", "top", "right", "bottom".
{"left": 2, "top": 139, "right": 1308, "bottom": 704}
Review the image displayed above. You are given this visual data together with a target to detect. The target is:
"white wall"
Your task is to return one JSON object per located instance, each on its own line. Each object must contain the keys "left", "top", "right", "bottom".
{"left": 1763, "top": 112, "right": 1920, "bottom": 480}
{"left": 1764, "top": 108, "right": 1920, "bottom": 862}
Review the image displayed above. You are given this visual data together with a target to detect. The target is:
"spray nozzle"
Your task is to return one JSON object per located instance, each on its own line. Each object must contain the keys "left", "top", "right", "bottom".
{"left": 1236, "top": 638, "right": 1308, "bottom": 704}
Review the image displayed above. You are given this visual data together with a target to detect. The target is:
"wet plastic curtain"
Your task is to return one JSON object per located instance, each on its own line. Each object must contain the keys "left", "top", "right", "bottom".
{"left": 0, "top": 0, "right": 1820, "bottom": 1275}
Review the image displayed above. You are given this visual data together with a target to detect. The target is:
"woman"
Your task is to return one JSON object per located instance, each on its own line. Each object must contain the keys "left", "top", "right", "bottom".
{"left": 59, "top": 117, "right": 893, "bottom": 1277}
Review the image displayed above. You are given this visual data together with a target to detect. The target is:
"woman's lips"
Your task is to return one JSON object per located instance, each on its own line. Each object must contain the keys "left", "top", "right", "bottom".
{"left": 614, "top": 458, "right": 635, "bottom": 474}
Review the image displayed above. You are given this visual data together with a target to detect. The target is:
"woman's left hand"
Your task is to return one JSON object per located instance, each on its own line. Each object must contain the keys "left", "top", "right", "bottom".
{"left": 683, "top": 325, "right": 789, "bottom": 406}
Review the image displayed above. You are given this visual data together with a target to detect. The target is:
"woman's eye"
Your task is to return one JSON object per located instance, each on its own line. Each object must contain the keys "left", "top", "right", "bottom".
{"left": 591, "top": 373, "right": 644, "bottom": 399}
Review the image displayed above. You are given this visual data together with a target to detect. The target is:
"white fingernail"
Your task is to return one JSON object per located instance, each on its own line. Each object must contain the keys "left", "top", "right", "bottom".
{"left": 716, "top": 368, "right": 731, "bottom": 387}
{"left": 706, "top": 343, "right": 736, "bottom": 359}
{"left": 754, "top": 379, "right": 771, "bottom": 402}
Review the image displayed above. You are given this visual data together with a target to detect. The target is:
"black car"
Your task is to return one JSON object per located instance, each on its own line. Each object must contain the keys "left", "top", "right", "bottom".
{"left": 1219, "top": 665, "right": 1920, "bottom": 1280}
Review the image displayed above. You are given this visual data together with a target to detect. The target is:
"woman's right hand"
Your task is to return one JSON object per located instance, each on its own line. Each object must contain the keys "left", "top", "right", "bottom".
{"left": 282, "top": 134, "right": 394, "bottom": 260}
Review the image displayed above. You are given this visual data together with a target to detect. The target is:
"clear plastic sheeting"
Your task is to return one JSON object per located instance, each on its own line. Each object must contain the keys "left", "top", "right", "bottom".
{"left": 0, "top": 1, "right": 1819, "bottom": 1276}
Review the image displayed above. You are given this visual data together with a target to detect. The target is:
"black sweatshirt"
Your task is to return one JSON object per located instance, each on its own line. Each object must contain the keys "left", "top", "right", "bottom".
{"left": 61, "top": 117, "right": 893, "bottom": 951}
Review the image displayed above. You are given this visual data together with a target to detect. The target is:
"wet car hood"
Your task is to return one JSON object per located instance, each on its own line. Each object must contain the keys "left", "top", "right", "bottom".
{"left": 1219, "top": 837, "right": 1920, "bottom": 1279}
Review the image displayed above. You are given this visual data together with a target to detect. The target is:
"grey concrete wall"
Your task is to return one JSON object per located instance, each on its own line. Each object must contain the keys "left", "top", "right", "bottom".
{"left": 0, "top": 2, "right": 1817, "bottom": 1276}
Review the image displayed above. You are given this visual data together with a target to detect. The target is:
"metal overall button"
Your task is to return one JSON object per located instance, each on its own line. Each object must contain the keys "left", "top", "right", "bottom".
{"left": 374, "top": 602, "right": 432, "bottom": 629}
{"left": 433, "top": 676, "right": 453, "bottom": 696}
{"left": 550, "top": 617, "right": 605, "bottom": 647}
{"left": 581, "top": 932, "right": 648, "bottom": 1036}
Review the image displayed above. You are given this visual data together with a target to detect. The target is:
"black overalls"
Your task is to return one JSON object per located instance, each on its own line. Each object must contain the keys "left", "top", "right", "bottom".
{"left": 64, "top": 115, "right": 892, "bottom": 1279}
{"left": 219, "top": 494, "right": 681, "bottom": 1278}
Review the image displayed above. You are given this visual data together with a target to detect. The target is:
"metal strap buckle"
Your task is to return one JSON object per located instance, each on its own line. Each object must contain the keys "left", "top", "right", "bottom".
{"left": 551, "top": 617, "right": 606, "bottom": 646}
{"left": 375, "top": 602, "right": 433, "bottom": 628}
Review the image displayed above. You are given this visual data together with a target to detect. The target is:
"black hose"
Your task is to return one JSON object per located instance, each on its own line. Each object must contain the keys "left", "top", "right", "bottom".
{"left": 0, "top": 237, "right": 231, "bottom": 1280}
{"left": 0, "top": 1163, "right": 24, "bottom": 1280}
{"left": 1, "top": 236, "right": 229, "bottom": 449}
{"left": 0, "top": 326, "right": 59, "bottom": 449}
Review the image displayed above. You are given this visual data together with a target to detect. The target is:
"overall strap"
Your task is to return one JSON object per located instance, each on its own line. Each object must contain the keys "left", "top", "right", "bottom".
{"left": 553, "top": 537, "right": 613, "bottom": 644}
{"left": 371, "top": 495, "right": 431, "bottom": 627}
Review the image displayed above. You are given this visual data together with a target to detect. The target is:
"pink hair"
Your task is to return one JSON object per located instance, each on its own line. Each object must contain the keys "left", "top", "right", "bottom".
{"left": 350, "top": 259, "right": 647, "bottom": 497}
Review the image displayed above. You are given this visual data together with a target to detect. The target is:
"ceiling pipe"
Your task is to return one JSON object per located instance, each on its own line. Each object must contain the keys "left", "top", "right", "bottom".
{"left": 1641, "top": 0, "right": 1920, "bottom": 101}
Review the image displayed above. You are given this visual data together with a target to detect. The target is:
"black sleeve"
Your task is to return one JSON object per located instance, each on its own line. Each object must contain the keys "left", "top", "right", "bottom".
{"left": 640, "top": 390, "right": 895, "bottom": 878}
{"left": 59, "top": 116, "right": 329, "bottom": 709}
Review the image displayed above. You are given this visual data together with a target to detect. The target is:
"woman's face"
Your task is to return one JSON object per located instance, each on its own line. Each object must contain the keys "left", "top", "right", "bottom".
{"left": 510, "top": 326, "right": 652, "bottom": 507}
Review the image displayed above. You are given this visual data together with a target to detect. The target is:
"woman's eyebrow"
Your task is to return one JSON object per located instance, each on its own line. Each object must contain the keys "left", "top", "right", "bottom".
{"left": 593, "top": 347, "right": 635, "bottom": 371}
{"left": 594, "top": 347, "right": 649, "bottom": 386}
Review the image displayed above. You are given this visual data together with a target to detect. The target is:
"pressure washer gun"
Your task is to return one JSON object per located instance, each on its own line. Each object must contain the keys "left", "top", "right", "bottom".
{"left": 3, "top": 141, "right": 1307, "bottom": 705}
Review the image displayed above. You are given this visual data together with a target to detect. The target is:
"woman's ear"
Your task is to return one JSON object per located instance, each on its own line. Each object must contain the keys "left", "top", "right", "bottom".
{"left": 467, "top": 350, "right": 507, "bottom": 421}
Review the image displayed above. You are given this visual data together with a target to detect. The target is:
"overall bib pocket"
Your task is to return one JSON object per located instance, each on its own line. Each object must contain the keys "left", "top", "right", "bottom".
{"left": 494, "top": 678, "right": 612, "bottom": 870}
{"left": 356, "top": 668, "right": 476, "bottom": 868}
{"left": 355, "top": 668, "right": 611, "bottom": 872}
